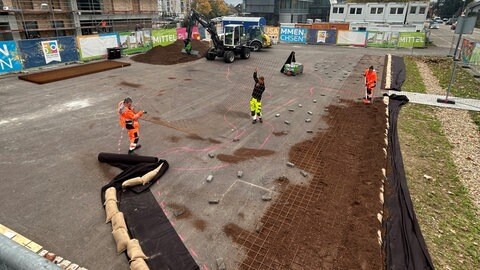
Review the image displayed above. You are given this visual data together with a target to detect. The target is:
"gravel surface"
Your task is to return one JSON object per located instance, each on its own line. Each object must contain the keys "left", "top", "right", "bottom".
{"left": 416, "top": 60, "right": 480, "bottom": 211}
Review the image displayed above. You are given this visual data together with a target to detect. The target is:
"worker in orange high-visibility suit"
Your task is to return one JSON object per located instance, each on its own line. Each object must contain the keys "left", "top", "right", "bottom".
{"left": 118, "top": 97, "right": 145, "bottom": 154}
{"left": 363, "top": 66, "right": 377, "bottom": 104}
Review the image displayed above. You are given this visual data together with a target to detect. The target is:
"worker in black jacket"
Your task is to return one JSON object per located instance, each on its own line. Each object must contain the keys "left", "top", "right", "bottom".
{"left": 250, "top": 68, "right": 265, "bottom": 124}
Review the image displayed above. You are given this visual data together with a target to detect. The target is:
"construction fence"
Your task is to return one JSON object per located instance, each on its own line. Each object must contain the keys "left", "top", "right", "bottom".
{"left": 460, "top": 37, "right": 480, "bottom": 75}
{"left": 1, "top": 24, "right": 427, "bottom": 75}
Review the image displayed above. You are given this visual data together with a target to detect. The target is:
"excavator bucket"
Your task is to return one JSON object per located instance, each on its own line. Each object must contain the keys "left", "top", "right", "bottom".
{"left": 181, "top": 39, "right": 199, "bottom": 56}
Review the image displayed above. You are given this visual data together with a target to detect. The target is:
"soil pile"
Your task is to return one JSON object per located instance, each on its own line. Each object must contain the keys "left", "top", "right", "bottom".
{"left": 131, "top": 39, "right": 211, "bottom": 65}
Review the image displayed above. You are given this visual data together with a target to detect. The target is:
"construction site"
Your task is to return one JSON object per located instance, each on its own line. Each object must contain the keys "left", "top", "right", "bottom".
{"left": 1, "top": 2, "right": 480, "bottom": 270}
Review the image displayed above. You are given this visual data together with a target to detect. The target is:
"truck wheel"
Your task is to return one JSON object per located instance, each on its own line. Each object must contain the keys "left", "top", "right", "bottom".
{"left": 224, "top": 51, "right": 235, "bottom": 63}
{"left": 251, "top": 41, "right": 262, "bottom": 52}
{"left": 206, "top": 48, "right": 216, "bottom": 61}
{"left": 240, "top": 47, "right": 250, "bottom": 59}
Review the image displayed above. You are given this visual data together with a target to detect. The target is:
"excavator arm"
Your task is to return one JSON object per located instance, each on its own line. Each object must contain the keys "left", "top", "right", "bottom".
{"left": 184, "top": 9, "right": 223, "bottom": 54}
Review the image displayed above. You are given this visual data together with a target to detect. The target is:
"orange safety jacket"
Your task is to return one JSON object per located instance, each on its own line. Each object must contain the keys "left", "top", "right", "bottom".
{"left": 364, "top": 69, "right": 377, "bottom": 89}
{"left": 118, "top": 101, "right": 144, "bottom": 130}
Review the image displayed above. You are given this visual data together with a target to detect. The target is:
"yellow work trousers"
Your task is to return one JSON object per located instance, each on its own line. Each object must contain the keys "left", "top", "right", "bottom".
{"left": 250, "top": 98, "right": 262, "bottom": 119}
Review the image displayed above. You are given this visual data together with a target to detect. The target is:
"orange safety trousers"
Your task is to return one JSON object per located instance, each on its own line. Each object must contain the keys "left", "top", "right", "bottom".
{"left": 118, "top": 101, "right": 143, "bottom": 151}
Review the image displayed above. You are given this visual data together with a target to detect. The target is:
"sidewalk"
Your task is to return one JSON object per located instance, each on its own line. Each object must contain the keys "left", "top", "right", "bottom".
{"left": 388, "top": 91, "right": 480, "bottom": 111}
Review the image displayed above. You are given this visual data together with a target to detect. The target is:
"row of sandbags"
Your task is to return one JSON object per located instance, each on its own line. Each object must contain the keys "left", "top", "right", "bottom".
{"left": 104, "top": 163, "right": 164, "bottom": 270}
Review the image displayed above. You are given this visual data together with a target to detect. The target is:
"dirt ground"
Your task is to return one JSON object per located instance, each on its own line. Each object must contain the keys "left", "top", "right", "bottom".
{"left": 222, "top": 99, "right": 386, "bottom": 269}
{"left": 131, "top": 39, "right": 211, "bottom": 65}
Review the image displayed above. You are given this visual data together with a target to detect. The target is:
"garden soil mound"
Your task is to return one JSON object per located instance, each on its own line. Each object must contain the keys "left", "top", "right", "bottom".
{"left": 131, "top": 39, "right": 211, "bottom": 65}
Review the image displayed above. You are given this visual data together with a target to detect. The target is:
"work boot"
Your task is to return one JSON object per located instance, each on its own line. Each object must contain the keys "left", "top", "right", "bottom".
{"left": 134, "top": 144, "right": 142, "bottom": 150}
{"left": 259, "top": 118, "right": 263, "bottom": 123}
{"left": 252, "top": 119, "right": 257, "bottom": 124}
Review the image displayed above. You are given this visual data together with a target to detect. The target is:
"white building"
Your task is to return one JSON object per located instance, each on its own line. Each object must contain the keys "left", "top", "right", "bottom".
{"left": 329, "top": 1, "right": 429, "bottom": 24}
{"left": 158, "top": 0, "right": 191, "bottom": 17}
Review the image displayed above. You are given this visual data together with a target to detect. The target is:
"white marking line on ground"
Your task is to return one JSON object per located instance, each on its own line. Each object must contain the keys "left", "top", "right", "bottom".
{"left": 221, "top": 179, "right": 273, "bottom": 198}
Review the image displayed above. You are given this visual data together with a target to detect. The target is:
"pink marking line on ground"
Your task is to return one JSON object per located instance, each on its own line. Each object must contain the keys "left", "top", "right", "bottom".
{"left": 202, "top": 264, "right": 210, "bottom": 270}
{"left": 190, "top": 248, "right": 199, "bottom": 258}
{"left": 156, "top": 144, "right": 223, "bottom": 157}
{"left": 172, "top": 163, "right": 230, "bottom": 171}
{"left": 259, "top": 121, "right": 275, "bottom": 149}
{"left": 225, "top": 66, "right": 232, "bottom": 83}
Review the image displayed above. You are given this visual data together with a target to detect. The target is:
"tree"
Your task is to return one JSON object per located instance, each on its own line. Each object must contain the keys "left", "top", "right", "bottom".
{"left": 191, "top": 0, "right": 212, "bottom": 17}
{"left": 433, "top": 0, "right": 474, "bottom": 18}
{"left": 209, "top": 0, "right": 230, "bottom": 18}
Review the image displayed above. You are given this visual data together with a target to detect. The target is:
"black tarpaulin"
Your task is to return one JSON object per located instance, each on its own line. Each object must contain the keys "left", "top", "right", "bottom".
{"left": 280, "top": 51, "right": 296, "bottom": 73}
{"left": 384, "top": 95, "right": 435, "bottom": 270}
{"left": 99, "top": 153, "right": 199, "bottom": 270}
{"left": 390, "top": 56, "right": 406, "bottom": 91}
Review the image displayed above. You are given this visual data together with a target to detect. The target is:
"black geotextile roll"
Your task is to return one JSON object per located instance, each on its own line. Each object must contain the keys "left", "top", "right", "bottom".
{"left": 384, "top": 94, "right": 435, "bottom": 270}
{"left": 99, "top": 154, "right": 199, "bottom": 270}
{"left": 390, "top": 56, "right": 406, "bottom": 91}
{"left": 98, "top": 152, "right": 158, "bottom": 167}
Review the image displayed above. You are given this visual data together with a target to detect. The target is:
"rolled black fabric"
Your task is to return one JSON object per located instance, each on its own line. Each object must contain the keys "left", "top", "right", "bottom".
{"left": 384, "top": 94, "right": 434, "bottom": 270}
{"left": 98, "top": 152, "right": 158, "bottom": 166}
{"left": 99, "top": 155, "right": 199, "bottom": 270}
{"left": 391, "top": 56, "right": 406, "bottom": 91}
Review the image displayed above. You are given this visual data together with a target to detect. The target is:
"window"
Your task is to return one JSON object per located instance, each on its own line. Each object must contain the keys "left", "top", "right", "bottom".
{"left": 52, "top": 21, "right": 66, "bottom": 36}
{"left": 23, "top": 21, "right": 40, "bottom": 38}
{"left": 333, "top": 7, "right": 338, "bottom": 14}
{"left": 390, "top": 7, "right": 404, "bottom": 15}
{"left": 410, "top": 6, "right": 417, "bottom": 14}
{"left": 370, "top": 7, "right": 384, "bottom": 14}
{"left": 0, "top": 23, "right": 14, "bottom": 41}
{"left": 339, "top": 7, "right": 344, "bottom": 13}
{"left": 350, "top": 8, "right": 362, "bottom": 15}
{"left": 419, "top": 7, "right": 426, "bottom": 14}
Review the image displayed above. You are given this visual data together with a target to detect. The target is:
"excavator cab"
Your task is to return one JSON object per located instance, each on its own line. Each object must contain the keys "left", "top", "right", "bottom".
{"left": 223, "top": 24, "right": 247, "bottom": 48}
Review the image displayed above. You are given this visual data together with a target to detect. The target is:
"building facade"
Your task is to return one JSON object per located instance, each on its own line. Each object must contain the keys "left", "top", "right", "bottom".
{"left": 329, "top": 1, "right": 429, "bottom": 24}
{"left": 243, "top": 0, "right": 331, "bottom": 25}
{"left": 157, "top": 0, "right": 191, "bottom": 18}
{"left": 0, "top": 0, "right": 158, "bottom": 41}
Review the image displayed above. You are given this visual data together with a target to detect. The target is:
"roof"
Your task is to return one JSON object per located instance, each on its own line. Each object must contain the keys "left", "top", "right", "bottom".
{"left": 222, "top": 16, "right": 264, "bottom": 22}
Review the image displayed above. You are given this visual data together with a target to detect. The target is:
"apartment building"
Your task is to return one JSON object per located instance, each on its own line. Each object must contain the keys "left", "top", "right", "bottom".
{"left": 0, "top": 0, "right": 158, "bottom": 41}
{"left": 243, "top": 0, "right": 331, "bottom": 25}
{"left": 157, "top": 0, "right": 191, "bottom": 18}
{"left": 329, "top": 1, "right": 429, "bottom": 24}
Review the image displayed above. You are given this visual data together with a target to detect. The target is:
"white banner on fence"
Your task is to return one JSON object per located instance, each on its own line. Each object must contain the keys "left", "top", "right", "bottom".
{"left": 78, "top": 34, "right": 119, "bottom": 59}
{"left": 337, "top": 31, "right": 367, "bottom": 46}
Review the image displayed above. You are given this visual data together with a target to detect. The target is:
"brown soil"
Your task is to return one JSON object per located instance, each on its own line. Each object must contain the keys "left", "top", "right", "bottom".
{"left": 18, "top": 61, "right": 131, "bottom": 84}
{"left": 223, "top": 100, "right": 386, "bottom": 269}
{"left": 131, "top": 39, "right": 211, "bottom": 65}
{"left": 167, "top": 203, "right": 192, "bottom": 220}
{"left": 192, "top": 219, "right": 207, "bottom": 232}
{"left": 217, "top": 148, "right": 276, "bottom": 164}
{"left": 167, "top": 136, "right": 181, "bottom": 143}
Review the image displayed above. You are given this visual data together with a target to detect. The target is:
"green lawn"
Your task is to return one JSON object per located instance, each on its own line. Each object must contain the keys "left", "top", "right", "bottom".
{"left": 397, "top": 58, "right": 480, "bottom": 270}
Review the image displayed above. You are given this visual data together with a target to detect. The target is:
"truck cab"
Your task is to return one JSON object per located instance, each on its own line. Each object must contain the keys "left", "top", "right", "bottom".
{"left": 221, "top": 16, "right": 272, "bottom": 51}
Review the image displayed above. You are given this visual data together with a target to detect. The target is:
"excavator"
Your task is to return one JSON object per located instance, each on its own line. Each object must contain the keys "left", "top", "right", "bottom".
{"left": 183, "top": 9, "right": 251, "bottom": 63}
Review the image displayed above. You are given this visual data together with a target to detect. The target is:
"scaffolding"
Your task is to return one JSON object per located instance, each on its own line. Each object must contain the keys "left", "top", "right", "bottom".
{"left": 0, "top": 0, "right": 166, "bottom": 40}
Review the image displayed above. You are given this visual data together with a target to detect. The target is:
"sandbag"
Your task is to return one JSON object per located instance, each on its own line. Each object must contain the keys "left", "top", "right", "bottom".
{"left": 140, "top": 163, "right": 164, "bottom": 185}
{"left": 130, "top": 258, "right": 150, "bottom": 270}
{"left": 104, "top": 187, "right": 117, "bottom": 204}
{"left": 112, "top": 212, "right": 127, "bottom": 231}
{"left": 122, "top": 177, "right": 144, "bottom": 188}
{"left": 105, "top": 200, "right": 119, "bottom": 223}
{"left": 127, "top": 239, "right": 148, "bottom": 261}
{"left": 112, "top": 228, "right": 130, "bottom": 253}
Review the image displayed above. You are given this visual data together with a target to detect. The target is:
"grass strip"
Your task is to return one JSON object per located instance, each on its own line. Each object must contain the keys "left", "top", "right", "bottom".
{"left": 397, "top": 59, "right": 480, "bottom": 270}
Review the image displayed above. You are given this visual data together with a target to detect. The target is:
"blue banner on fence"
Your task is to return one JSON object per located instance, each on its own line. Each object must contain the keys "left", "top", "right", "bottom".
{"left": 279, "top": 27, "right": 307, "bottom": 43}
{"left": 307, "top": 29, "right": 337, "bottom": 45}
{"left": 18, "top": 36, "right": 79, "bottom": 69}
{"left": 0, "top": 41, "right": 23, "bottom": 74}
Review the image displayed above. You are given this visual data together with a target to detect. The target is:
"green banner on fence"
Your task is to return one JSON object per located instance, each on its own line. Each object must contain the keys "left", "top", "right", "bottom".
{"left": 398, "top": 32, "right": 426, "bottom": 48}
{"left": 151, "top": 29, "right": 177, "bottom": 47}
{"left": 366, "top": 31, "right": 399, "bottom": 48}
{"left": 119, "top": 30, "right": 152, "bottom": 54}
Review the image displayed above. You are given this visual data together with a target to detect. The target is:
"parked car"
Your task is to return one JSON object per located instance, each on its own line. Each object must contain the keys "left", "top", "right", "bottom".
{"left": 446, "top": 18, "right": 456, "bottom": 25}
{"left": 429, "top": 23, "right": 440, "bottom": 29}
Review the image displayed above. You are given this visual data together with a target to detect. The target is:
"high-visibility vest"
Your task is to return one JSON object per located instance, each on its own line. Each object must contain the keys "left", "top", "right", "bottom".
{"left": 364, "top": 69, "right": 377, "bottom": 89}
